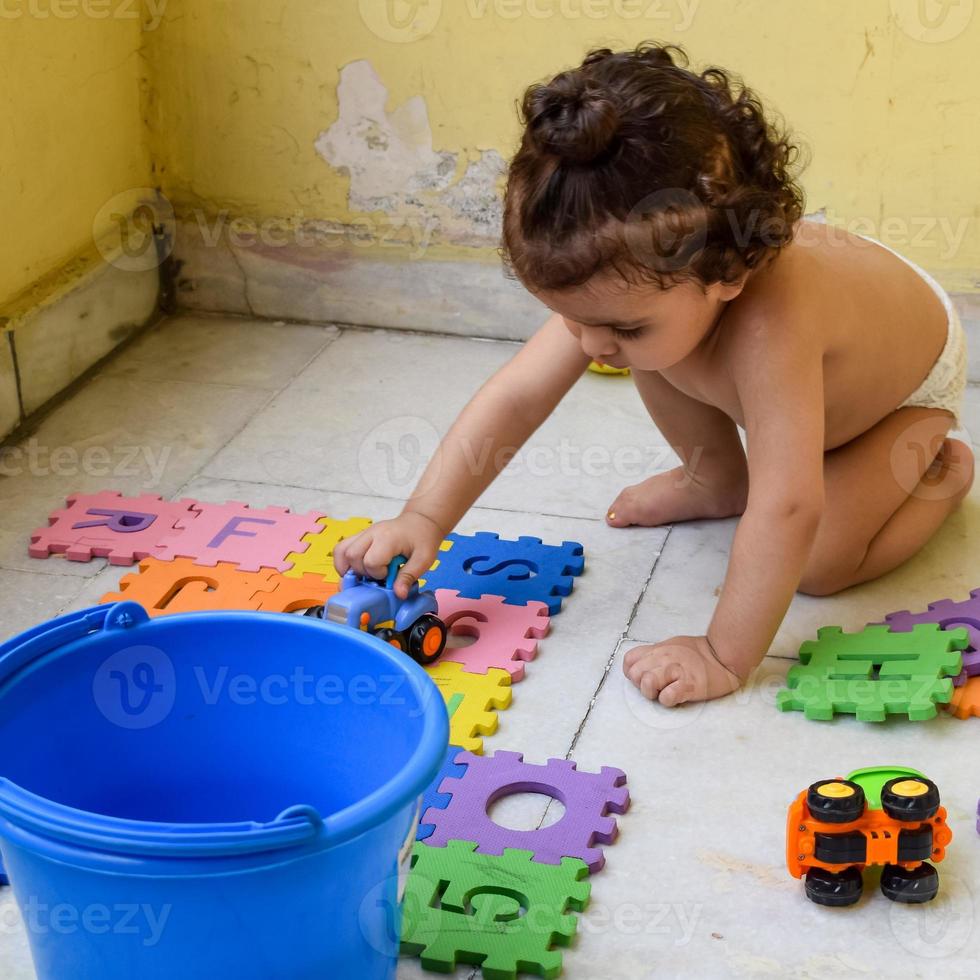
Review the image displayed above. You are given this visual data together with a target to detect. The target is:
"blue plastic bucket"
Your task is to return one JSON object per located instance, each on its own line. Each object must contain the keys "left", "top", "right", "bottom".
{"left": 0, "top": 601, "right": 448, "bottom": 979}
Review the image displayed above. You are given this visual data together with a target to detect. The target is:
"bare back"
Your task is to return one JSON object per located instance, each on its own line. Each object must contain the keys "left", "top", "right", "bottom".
{"left": 664, "top": 219, "right": 950, "bottom": 449}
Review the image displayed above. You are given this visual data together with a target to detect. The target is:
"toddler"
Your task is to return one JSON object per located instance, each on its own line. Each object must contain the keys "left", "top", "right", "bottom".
{"left": 335, "top": 44, "right": 972, "bottom": 706}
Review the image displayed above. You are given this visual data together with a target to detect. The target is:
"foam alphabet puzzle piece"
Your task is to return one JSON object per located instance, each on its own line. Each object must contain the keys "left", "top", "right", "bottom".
{"left": 30, "top": 492, "right": 199, "bottom": 565}
{"left": 402, "top": 841, "right": 590, "bottom": 980}
{"left": 424, "top": 751, "right": 629, "bottom": 873}
{"left": 883, "top": 590, "right": 980, "bottom": 680}
{"left": 417, "top": 744, "right": 469, "bottom": 842}
{"left": 424, "top": 662, "right": 512, "bottom": 754}
{"left": 101, "top": 557, "right": 280, "bottom": 615}
{"left": 251, "top": 573, "right": 339, "bottom": 613}
{"left": 283, "top": 516, "right": 373, "bottom": 582}
{"left": 154, "top": 501, "right": 324, "bottom": 573}
{"left": 421, "top": 533, "right": 584, "bottom": 614}
{"left": 435, "top": 591, "right": 550, "bottom": 680}
{"left": 776, "top": 624, "right": 967, "bottom": 721}
{"left": 947, "top": 675, "right": 980, "bottom": 719}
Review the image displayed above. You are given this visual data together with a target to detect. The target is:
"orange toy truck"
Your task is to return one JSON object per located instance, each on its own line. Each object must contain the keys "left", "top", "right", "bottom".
{"left": 787, "top": 766, "right": 952, "bottom": 906}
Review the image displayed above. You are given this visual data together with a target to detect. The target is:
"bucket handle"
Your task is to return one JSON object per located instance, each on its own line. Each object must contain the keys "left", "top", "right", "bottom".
{"left": 0, "top": 602, "right": 150, "bottom": 679}
{"left": 0, "top": 780, "right": 327, "bottom": 857}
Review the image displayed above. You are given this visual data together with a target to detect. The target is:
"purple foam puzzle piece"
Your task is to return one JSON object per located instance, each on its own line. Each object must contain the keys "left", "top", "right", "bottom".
{"left": 423, "top": 751, "right": 630, "bottom": 872}
{"left": 883, "top": 591, "right": 980, "bottom": 682}
{"left": 416, "top": 745, "right": 469, "bottom": 842}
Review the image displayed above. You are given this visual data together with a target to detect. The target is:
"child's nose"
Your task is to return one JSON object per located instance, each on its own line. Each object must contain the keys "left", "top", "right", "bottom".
{"left": 581, "top": 329, "right": 618, "bottom": 360}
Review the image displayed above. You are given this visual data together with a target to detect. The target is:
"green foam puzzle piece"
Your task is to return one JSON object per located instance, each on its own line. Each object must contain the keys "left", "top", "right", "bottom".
{"left": 401, "top": 840, "right": 591, "bottom": 979}
{"left": 776, "top": 624, "right": 967, "bottom": 722}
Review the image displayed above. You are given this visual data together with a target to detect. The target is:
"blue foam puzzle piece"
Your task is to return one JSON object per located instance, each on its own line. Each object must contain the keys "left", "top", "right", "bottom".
{"left": 423, "top": 533, "right": 585, "bottom": 614}
{"left": 417, "top": 744, "right": 469, "bottom": 842}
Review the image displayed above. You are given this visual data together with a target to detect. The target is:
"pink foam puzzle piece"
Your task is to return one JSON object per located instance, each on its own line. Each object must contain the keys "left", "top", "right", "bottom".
{"left": 29, "top": 492, "right": 200, "bottom": 566}
{"left": 153, "top": 501, "right": 325, "bottom": 573}
{"left": 435, "top": 590, "right": 550, "bottom": 681}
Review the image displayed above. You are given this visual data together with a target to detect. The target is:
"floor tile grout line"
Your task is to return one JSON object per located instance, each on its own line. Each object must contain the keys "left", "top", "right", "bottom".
{"left": 172, "top": 326, "right": 349, "bottom": 500}
{"left": 532, "top": 525, "right": 674, "bottom": 832}
{"left": 173, "top": 385, "right": 284, "bottom": 499}
{"left": 178, "top": 307, "right": 528, "bottom": 349}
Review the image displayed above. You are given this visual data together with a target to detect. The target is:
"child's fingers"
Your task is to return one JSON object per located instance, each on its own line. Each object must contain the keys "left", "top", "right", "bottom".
{"left": 362, "top": 539, "right": 397, "bottom": 581}
{"left": 339, "top": 532, "right": 373, "bottom": 575}
{"left": 629, "top": 655, "right": 685, "bottom": 702}
{"left": 623, "top": 645, "right": 654, "bottom": 672}
{"left": 658, "top": 675, "right": 692, "bottom": 707}
{"left": 333, "top": 537, "right": 353, "bottom": 574}
{"left": 394, "top": 548, "right": 436, "bottom": 599}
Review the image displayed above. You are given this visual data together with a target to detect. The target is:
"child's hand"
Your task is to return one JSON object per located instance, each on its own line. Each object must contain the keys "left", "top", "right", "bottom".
{"left": 333, "top": 512, "right": 446, "bottom": 600}
{"left": 624, "top": 635, "right": 744, "bottom": 706}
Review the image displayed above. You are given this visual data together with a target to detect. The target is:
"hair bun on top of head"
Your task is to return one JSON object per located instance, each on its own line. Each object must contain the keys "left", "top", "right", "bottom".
{"left": 524, "top": 72, "right": 620, "bottom": 165}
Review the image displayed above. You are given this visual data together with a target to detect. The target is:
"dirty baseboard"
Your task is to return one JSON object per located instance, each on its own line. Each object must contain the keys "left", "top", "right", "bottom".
{"left": 171, "top": 219, "right": 550, "bottom": 342}
{"left": 0, "top": 261, "right": 162, "bottom": 443}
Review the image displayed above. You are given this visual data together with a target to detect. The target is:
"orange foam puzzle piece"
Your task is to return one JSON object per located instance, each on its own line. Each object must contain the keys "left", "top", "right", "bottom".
{"left": 253, "top": 573, "right": 339, "bottom": 613}
{"left": 947, "top": 675, "right": 980, "bottom": 719}
{"left": 101, "top": 558, "right": 278, "bottom": 616}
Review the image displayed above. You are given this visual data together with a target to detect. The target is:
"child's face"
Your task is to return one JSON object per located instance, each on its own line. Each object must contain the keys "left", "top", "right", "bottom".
{"left": 536, "top": 273, "right": 746, "bottom": 372}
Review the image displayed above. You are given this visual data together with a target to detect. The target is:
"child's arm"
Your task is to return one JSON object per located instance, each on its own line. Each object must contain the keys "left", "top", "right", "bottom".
{"left": 625, "top": 317, "right": 826, "bottom": 703}
{"left": 335, "top": 314, "right": 591, "bottom": 596}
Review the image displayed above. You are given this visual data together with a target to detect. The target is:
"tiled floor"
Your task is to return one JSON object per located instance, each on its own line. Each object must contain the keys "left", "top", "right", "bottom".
{"left": 2, "top": 312, "right": 980, "bottom": 978}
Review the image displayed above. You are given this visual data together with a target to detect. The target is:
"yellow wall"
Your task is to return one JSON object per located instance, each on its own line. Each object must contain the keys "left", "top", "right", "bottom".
{"left": 142, "top": 0, "right": 980, "bottom": 289}
{"left": 0, "top": 5, "right": 153, "bottom": 312}
{"left": 4, "top": 1, "right": 979, "bottom": 308}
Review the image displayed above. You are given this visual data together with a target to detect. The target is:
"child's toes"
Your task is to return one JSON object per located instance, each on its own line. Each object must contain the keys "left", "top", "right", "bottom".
{"left": 605, "top": 491, "right": 635, "bottom": 527}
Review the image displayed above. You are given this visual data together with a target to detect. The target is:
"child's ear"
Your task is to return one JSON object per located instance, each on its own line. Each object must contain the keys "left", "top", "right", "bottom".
{"left": 715, "top": 274, "right": 750, "bottom": 302}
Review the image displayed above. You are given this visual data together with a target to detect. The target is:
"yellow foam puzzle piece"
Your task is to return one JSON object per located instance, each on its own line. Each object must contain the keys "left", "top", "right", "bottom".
{"left": 418, "top": 538, "right": 454, "bottom": 588}
{"left": 423, "top": 661, "right": 512, "bottom": 754}
{"left": 284, "top": 516, "right": 373, "bottom": 581}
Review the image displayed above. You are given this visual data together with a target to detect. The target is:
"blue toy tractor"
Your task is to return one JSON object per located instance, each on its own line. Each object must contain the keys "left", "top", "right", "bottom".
{"left": 311, "top": 555, "right": 448, "bottom": 665}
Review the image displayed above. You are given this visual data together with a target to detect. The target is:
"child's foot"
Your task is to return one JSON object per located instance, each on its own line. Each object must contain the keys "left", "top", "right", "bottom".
{"left": 606, "top": 466, "right": 747, "bottom": 528}
{"left": 624, "top": 636, "right": 745, "bottom": 706}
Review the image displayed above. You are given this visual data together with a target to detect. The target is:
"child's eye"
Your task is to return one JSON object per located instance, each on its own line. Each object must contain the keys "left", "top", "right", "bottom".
{"left": 610, "top": 325, "right": 645, "bottom": 340}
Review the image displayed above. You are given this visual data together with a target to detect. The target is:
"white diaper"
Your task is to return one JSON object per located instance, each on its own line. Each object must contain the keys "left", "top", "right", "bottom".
{"left": 852, "top": 231, "right": 967, "bottom": 425}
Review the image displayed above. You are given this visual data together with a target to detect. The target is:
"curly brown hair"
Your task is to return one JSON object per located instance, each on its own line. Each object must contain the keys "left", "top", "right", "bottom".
{"left": 500, "top": 43, "right": 807, "bottom": 292}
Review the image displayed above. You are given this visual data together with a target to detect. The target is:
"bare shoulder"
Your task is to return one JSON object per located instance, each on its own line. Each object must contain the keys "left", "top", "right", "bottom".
{"left": 717, "top": 234, "right": 826, "bottom": 375}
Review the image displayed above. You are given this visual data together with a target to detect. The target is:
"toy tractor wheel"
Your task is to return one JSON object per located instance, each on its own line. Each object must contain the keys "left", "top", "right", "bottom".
{"left": 302, "top": 605, "right": 325, "bottom": 619}
{"left": 880, "top": 862, "right": 939, "bottom": 904}
{"left": 375, "top": 627, "right": 407, "bottom": 652}
{"left": 408, "top": 614, "right": 447, "bottom": 666}
{"left": 804, "top": 866, "right": 863, "bottom": 907}
{"left": 880, "top": 776, "right": 940, "bottom": 822}
{"left": 806, "top": 779, "right": 866, "bottom": 823}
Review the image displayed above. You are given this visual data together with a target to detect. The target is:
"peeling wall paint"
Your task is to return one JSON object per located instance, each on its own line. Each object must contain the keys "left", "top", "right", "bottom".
{"left": 315, "top": 61, "right": 505, "bottom": 248}
{"left": 140, "top": 1, "right": 980, "bottom": 285}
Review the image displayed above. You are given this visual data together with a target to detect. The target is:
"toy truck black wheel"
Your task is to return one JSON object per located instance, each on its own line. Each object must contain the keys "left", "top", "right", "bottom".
{"left": 375, "top": 627, "right": 407, "bottom": 652}
{"left": 302, "top": 605, "right": 325, "bottom": 619}
{"left": 408, "top": 615, "right": 447, "bottom": 666}
{"left": 804, "top": 867, "right": 863, "bottom": 907}
{"left": 897, "top": 826, "right": 934, "bottom": 863}
{"left": 880, "top": 862, "right": 939, "bottom": 904}
{"left": 880, "top": 777, "right": 940, "bottom": 822}
{"left": 806, "top": 779, "right": 866, "bottom": 823}
{"left": 814, "top": 831, "right": 867, "bottom": 865}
